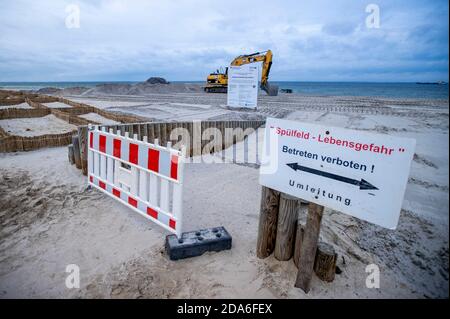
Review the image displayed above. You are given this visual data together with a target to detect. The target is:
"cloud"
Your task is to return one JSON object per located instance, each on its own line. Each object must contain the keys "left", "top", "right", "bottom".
{"left": 322, "top": 22, "right": 355, "bottom": 36}
{"left": 0, "top": 0, "right": 448, "bottom": 82}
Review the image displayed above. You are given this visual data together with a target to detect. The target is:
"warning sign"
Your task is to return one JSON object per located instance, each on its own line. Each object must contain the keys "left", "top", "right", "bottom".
{"left": 259, "top": 118, "right": 416, "bottom": 229}
{"left": 227, "top": 65, "right": 258, "bottom": 109}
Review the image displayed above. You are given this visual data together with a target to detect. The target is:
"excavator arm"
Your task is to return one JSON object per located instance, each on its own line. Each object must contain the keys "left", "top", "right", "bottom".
{"left": 204, "top": 49, "right": 278, "bottom": 96}
{"left": 230, "top": 50, "right": 277, "bottom": 96}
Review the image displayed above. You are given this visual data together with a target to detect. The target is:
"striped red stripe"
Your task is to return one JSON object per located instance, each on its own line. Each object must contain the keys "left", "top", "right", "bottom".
{"left": 129, "top": 143, "right": 139, "bottom": 165}
{"left": 89, "top": 176, "right": 93, "bottom": 183}
{"left": 112, "top": 188, "right": 120, "bottom": 198}
{"left": 91, "top": 174, "right": 177, "bottom": 233}
{"left": 170, "top": 155, "right": 178, "bottom": 180}
{"left": 148, "top": 148, "right": 159, "bottom": 172}
{"left": 113, "top": 138, "right": 121, "bottom": 158}
{"left": 99, "top": 135, "right": 106, "bottom": 153}
{"left": 147, "top": 207, "right": 158, "bottom": 219}
{"left": 128, "top": 197, "right": 137, "bottom": 208}
{"left": 89, "top": 132, "right": 93, "bottom": 148}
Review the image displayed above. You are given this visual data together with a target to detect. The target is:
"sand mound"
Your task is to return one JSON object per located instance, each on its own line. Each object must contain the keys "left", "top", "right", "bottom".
{"left": 82, "top": 82, "right": 202, "bottom": 96}
{"left": 54, "top": 79, "right": 203, "bottom": 97}
{"left": 82, "top": 83, "right": 133, "bottom": 96}
{"left": 127, "top": 82, "right": 202, "bottom": 95}
{"left": 36, "top": 87, "right": 90, "bottom": 96}
{"left": 60, "top": 87, "right": 90, "bottom": 95}
{"left": 36, "top": 87, "right": 61, "bottom": 94}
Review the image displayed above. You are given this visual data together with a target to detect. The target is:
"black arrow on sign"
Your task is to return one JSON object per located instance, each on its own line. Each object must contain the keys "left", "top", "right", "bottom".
{"left": 287, "top": 162, "right": 378, "bottom": 190}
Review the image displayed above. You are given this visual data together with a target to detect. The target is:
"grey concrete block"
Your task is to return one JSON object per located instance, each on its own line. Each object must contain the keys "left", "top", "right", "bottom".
{"left": 165, "top": 226, "right": 232, "bottom": 260}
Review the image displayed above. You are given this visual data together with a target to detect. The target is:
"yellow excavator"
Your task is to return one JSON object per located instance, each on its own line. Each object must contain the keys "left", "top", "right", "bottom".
{"left": 204, "top": 50, "right": 278, "bottom": 96}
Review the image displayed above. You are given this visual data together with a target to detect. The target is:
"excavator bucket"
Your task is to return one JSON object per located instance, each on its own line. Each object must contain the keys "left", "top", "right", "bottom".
{"left": 261, "top": 82, "right": 279, "bottom": 96}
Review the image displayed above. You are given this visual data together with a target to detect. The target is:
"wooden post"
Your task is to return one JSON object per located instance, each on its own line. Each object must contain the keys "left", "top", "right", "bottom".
{"left": 78, "top": 126, "right": 88, "bottom": 176}
{"left": 148, "top": 123, "right": 155, "bottom": 143}
{"left": 143, "top": 124, "right": 148, "bottom": 142}
{"left": 154, "top": 123, "right": 161, "bottom": 144}
{"left": 72, "top": 135, "right": 81, "bottom": 169}
{"left": 314, "top": 242, "right": 337, "bottom": 282}
{"left": 256, "top": 186, "right": 280, "bottom": 259}
{"left": 294, "top": 202, "right": 324, "bottom": 293}
{"left": 165, "top": 122, "right": 171, "bottom": 144}
{"left": 68, "top": 144, "right": 75, "bottom": 165}
{"left": 274, "top": 193, "right": 299, "bottom": 261}
{"left": 193, "top": 120, "right": 201, "bottom": 156}
{"left": 293, "top": 221, "right": 304, "bottom": 268}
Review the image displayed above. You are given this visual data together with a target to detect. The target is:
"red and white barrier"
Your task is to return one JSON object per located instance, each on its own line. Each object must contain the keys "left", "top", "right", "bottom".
{"left": 87, "top": 125, "right": 185, "bottom": 237}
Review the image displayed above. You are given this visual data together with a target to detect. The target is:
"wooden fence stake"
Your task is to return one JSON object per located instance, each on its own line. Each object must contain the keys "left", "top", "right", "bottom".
{"left": 68, "top": 144, "right": 75, "bottom": 165}
{"left": 78, "top": 126, "right": 88, "bottom": 175}
{"left": 294, "top": 202, "right": 324, "bottom": 293}
{"left": 274, "top": 193, "right": 299, "bottom": 261}
{"left": 72, "top": 135, "right": 81, "bottom": 169}
{"left": 293, "top": 221, "right": 304, "bottom": 268}
{"left": 256, "top": 186, "right": 280, "bottom": 259}
{"left": 314, "top": 242, "right": 337, "bottom": 282}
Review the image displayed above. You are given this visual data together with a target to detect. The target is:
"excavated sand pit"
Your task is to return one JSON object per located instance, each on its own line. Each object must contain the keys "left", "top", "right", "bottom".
{"left": 41, "top": 102, "right": 72, "bottom": 109}
{"left": 0, "top": 114, "right": 77, "bottom": 136}
{"left": 77, "top": 112, "right": 120, "bottom": 125}
{"left": 0, "top": 102, "right": 32, "bottom": 110}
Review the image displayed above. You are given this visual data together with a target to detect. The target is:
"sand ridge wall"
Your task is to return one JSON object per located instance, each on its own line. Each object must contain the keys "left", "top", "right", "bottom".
{"left": 57, "top": 97, "right": 148, "bottom": 123}
{"left": 51, "top": 109, "right": 99, "bottom": 126}
{"left": 0, "top": 130, "right": 77, "bottom": 152}
{"left": 3, "top": 91, "right": 250, "bottom": 153}
{"left": 0, "top": 108, "right": 51, "bottom": 120}
{"left": 0, "top": 98, "right": 26, "bottom": 106}
{"left": 0, "top": 90, "right": 26, "bottom": 106}
{"left": 0, "top": 96, "right": 152, "bottom": 153}
{"left": 25, "top": 98, "right": 49, "bottom": 109}
{"left": 0, "top": 95, "right": 87, "bottom": 152}
{"left": 0, "top": 126, "right": 8, "bottom": 138}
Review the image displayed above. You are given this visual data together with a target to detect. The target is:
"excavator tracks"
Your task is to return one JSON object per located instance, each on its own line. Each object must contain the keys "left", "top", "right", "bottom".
{"left": 204, "top": 86, "right": 227, "bottom": 93}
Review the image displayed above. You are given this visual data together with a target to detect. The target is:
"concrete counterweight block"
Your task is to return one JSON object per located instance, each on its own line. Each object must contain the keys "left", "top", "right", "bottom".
{"left": 165, "top": 226, "right": 232, "bottom": 260}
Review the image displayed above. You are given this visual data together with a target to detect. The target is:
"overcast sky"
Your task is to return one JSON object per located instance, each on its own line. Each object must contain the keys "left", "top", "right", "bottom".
{"left": 0, "top": 0, "right": 448, "bottom": 82}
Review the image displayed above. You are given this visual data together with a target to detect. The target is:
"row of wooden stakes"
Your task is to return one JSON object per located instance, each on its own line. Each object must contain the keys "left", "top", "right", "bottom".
{"left": 69, "top": 120, "right": 266, "bottom": 175}
{"left": 256, "top": 186, "right": 338, "bottom": 293}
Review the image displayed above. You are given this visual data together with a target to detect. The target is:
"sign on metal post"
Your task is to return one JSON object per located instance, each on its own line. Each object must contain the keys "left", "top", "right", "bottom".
{"left": 227, "top": 65, "right": 259, "bottom": 109}
{"left": 87, "top": 125, "right": 185, "bottom": 237}
{"left": 260, "top": 118, "right": 416, "bottom": 229}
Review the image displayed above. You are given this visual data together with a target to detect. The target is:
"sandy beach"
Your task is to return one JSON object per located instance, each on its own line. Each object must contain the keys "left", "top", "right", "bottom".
{"left": 0, "top": 90, "right": 448, "bottom": 298}
{"left": 0, "top": 114, "right": 77, "bottom": 137}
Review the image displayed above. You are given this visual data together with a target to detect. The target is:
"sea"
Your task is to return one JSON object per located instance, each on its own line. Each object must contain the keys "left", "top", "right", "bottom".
{"left": 0, "top": 81, "right": 448, "bottom": 99}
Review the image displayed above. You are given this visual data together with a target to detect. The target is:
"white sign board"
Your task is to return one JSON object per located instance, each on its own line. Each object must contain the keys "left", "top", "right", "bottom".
{"left": 259, "top": 118, "right": 416, "bottom": 229}
{"left": 227, "top": 65, "right": 258, "bottom": 109}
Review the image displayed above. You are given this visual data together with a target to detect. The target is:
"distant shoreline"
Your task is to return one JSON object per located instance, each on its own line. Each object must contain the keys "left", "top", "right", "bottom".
{"left": 1, "top": 81, "right": 448, "bottom": 99}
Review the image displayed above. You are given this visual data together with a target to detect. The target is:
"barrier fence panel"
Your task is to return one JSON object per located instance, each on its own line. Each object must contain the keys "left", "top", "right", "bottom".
{"left": 87, "top": 125, "right": 185, "bottom": 237}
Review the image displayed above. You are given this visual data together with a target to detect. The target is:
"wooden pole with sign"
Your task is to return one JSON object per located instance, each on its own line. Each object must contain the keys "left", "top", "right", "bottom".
{"left": 274, "top": 193, "right": 299, "bottom": 261}
{"left": 293, "top": 221, "right": 304, "bottom": 268}
{"left": 256, "top": 186, "right": 280, "bottom": 259}
{"left": 294, "top": 202, "right": 324, "bottom": 293}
